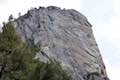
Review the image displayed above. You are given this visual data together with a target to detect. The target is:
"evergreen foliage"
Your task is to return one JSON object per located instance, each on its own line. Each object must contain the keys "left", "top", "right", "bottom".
{"left": 0, "top": 22, "right": 71, "bottom": 80}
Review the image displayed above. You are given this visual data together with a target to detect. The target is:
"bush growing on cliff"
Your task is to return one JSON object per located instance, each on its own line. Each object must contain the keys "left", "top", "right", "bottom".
{"left": 0, "top": 22, "right": 71, "bottom": 80}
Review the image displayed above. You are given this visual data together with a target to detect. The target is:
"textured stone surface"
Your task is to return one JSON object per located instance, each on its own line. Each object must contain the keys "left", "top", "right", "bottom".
{"left": 13, "top": 6, "right": 109, "bottom": 80}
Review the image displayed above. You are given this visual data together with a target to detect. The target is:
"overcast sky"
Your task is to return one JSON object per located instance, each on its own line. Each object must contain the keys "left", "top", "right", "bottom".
{"left": 0, "top": 0, "right": 120, "bottom": 80}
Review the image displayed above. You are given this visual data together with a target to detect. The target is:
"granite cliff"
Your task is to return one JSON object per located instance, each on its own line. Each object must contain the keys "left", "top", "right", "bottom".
{"left": 12, "top": 6, "right": 109, "bottom": 80}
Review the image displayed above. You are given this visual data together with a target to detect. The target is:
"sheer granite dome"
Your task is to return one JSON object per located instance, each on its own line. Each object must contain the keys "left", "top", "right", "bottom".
{"left": 13, "top": 6, "right": 109, "bottom": 80}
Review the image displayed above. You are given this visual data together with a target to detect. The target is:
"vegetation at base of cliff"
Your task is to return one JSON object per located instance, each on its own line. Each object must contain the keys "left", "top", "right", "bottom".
{"left": 0, "top": 22, "right": 71, "bottom": 80}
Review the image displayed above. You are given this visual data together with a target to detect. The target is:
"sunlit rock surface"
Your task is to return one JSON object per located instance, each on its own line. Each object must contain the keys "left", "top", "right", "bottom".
{"left": 13, "top": 6, "right": 109, "bottom": 80}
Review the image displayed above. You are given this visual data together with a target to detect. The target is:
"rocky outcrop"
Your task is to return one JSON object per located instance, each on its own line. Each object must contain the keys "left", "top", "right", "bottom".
{"left": 13, "top": 6, "right": 109, "bottom": 80}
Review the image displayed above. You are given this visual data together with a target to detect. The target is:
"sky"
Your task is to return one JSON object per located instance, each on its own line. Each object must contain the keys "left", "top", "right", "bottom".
{"left": 0, "top": 0, "right": 120, "bottom": 80}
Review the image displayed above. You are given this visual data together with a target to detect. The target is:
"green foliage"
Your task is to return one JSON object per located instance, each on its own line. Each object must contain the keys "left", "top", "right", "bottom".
{"left": 28, "top": 61, "right": 71, "bottom": 80}
{"left": 0, "top": 22, "right": 21, "bottom": 52}
{"left": 0, "top": 22, "right": 72, "bottom": 80}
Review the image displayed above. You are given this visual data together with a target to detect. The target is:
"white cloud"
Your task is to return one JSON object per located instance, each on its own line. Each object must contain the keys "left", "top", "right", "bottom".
{"left": 0, "top": 0, "right": 8, "bottom": 4}
{"left": 113, "top": 0, "right": 120, "bottom": 14}
{"left": 93, "top": 0, "right": 120, "bottom": 56}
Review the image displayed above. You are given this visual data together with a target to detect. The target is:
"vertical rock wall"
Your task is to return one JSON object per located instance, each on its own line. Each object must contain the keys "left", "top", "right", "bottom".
{"left": 13, "top": 6, "right": 109, "bottom": 80}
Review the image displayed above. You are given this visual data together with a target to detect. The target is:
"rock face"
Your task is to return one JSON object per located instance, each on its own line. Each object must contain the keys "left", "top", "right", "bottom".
{"left": 13, "top": 6, "right": 109, "bottom": 80}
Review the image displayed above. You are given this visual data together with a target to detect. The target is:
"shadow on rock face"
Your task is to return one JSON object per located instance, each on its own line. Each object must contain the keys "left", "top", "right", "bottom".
{"left": 83, "top": 72, "right": 109, "bottom": 80}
